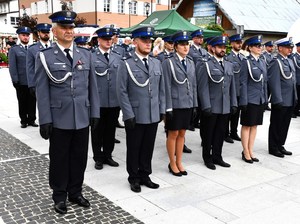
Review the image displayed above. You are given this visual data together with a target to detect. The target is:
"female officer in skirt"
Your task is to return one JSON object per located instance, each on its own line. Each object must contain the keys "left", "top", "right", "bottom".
{"left": 239, "top": 35, "right": 268, "bottom": 163}
{"left": 162, "top": 31, "right": 197, "bottom": 176}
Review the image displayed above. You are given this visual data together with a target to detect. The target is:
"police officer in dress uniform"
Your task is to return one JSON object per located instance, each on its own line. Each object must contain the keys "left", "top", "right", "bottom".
{"left": 91, "top": 27, "right": 122, "bottom": 170}
{"left": 117, "top": 26, "right": 165, "bottom": 193}
{"left": 261, "top": 41, "right": 275, "bottom": 67}
{"left": 224, "top": 34, "right": 244, "bottom": 143}
{"left": 9, "top": 27, "right": 38, "bottom": 128}
{"left": 268, "top": 37, "right": 297, "bottom": 158}
{"left": 239, "top": 35, "right": 268, "bottom": 163}
{"left": 188, "top": 29, "right": 207, "bottom": 64}
{"left": 157, "top": 35, "right": 174, "bottom": 62}
{"left": 204, "top": 36, "right": 215, "bottom": 58}
{"left": 26, "top": 23, "right": 52, "bottom": 96}
{"left": 74, "top": 36, "right": 89, "bottom": 48}
{"left": 35, "top": 10, "right": 100, "bottom": 214}
{"left": 162, "top": 31, "right": 197, "bottom": 176}
{"left": 196, "top": 36, "right": 237, "bottom": 170}
{"left": 290, "top": 42, "right": 300, "bottom": 117}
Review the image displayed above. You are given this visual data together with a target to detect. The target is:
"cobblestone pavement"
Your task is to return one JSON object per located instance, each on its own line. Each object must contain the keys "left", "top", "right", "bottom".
{"left": 0, "top": 128, "right": 142, "bottom": 224}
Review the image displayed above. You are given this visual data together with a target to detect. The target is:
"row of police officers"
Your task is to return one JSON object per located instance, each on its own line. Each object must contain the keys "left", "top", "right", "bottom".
{"left": 8, "top": 9, "right": 299, "bottom": 215}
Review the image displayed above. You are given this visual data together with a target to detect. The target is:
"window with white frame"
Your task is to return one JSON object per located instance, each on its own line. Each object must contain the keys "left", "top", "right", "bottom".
{"left": 118, "top": 0, "right": 124, "bottom": 13}
{"left": 11, "top": 17, "right": 19, "bottom": 25}
{"left": 34, "top": 2, "right": 38, "bottom": 14}
{"left": 132, "top": 1, "right": 137, "bottom": 15}
{"left": 45, "top": 0, "right": 49, "bottom": 13}
{"left": 104, "top": 0, "right": 110, "bottom": 12}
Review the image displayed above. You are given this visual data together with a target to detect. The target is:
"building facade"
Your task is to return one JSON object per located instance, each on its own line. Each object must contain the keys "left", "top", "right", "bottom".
{"left": 19, "top": 0, "right": 170, "bottom": 28}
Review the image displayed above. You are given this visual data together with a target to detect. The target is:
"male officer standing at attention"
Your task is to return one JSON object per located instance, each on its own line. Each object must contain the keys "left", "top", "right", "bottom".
{"left": 268, "top": 37, "right": 297, "bottom": 158}
{"left": 188, "top": 29, "right": 207, "bottom": 64}
{"left": 9, "top": 26, "right": 38, "bottom": 128}
{"left": 261, "top": 41, "right": 274, "bottom": 67}
{"left": 35, "top": 10, "right": 100, "bottom": 214}
{"left": 26, "top": 23, "right": 52, "bottom": 96}
{"left": 91, "top": 27, "right": 122, "bottom": 170}
{"left": 197, "top": 36, "right": 237, "bottom": 170}
{"left": 117, "top": 26, "right": 165, "bottom": 193}
{"left": 290, "top": 42, "right": 300, "bottom": 117}
{"left": 224, "top": 34, "right": 244, "bottom": 143}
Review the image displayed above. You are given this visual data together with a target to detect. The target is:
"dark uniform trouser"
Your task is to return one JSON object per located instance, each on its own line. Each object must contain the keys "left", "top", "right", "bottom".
{"left": 15, "top": 85, "right": 36, "bottom": 124}
{"left": 201, "top": 113, "right": 229, "bottom": 163}
{"left": 268, "top": 106, "right": 293, "bottom": 152}
{"left": 49, "top": 127, "right": 89, "bottom": 203}
{"left": 225, "top": 96, "right": 240, "bottom": 136}
{"left": 126, "top": 123, "right": 158, "bottom": 184}
{"left": 294, "top": 85, "right": 300, "bottom": 114}
{"left": 91, "top": 107, "right": 119, "bottom": 162}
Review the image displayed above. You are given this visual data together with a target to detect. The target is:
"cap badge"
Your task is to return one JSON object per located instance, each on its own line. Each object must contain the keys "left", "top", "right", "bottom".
{"left": 66, "top": 11, "right": 72, "bottom": 17}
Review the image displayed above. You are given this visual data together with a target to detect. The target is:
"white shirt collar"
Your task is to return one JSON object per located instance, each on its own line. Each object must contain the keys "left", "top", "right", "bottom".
{"left": 135, "top": 51, "right": 148, "bottom": 62}
{"left": 56, "top": 42, "right": 74, "bottom": 58}
{"left": 99, "top": 47, "right": 110, "bottom": 55}
{"left": 176, "top": 53, "right": 186, "bottom": 61}
{"left": 40, "top": 41, "right": 51, "bottom": 48}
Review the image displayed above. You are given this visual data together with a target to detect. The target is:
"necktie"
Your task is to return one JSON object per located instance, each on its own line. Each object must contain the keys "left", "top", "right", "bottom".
{"left": 104, "top": 52, "right": 109, "bottom": 62}
{"left": 181, "top": 59, "right": 187, "bottom": 72}
{"left": 142, "top": 58, "right": 149, "bottom": 70}
{"left": 219, "top": 60, "right": 224, "bottom": 69}
{"left": 64, "top": 49, "right": 73, "bottom": 65}
{"left": 45, "top": 44, "right": 48, "bottom": 48}
{"left": 238, "top": 53, "right": 242, "bottom": 61}
{"left": 199, "top": 48, "right": 202, "bottom": 55}
{"left": 24, "top": 46, "right": 27, "bottom": 50}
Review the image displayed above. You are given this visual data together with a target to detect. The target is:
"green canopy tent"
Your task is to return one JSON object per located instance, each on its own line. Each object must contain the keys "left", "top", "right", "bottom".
{"left": 120, "top": 10, "right": 221, "bottom": 37}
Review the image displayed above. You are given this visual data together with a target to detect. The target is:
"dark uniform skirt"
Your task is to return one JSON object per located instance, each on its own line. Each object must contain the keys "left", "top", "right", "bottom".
{"left": 240, "top": 103, "right": 264, "bottom": 126}
{"left": 165, "top": 108, "right": 193, "bottom": 131}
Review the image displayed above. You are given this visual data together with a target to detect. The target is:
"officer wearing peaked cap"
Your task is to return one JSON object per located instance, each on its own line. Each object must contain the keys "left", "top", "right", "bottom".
{"left": 224, "top": 33, "right": 244, "bottom": 144}
{"left": 239, "top": 35, "right": 268, "bottom": 163}
{"left": 9, "top": 26, "right": 38, "bottom": 128}
{"left": 91, "top": 27, "right": 122, "bottom": 170}
{"left": 74, "top": 36, "right": 88, "bottom": 47}
{"left": 156, "top": 35, "right": 174, "bottom": 62}
{"left": 162, "top": 31, "right": 198, "bottom": 176}
{"left": 196, "top": 35, "right": 237, "bottom": 170}
{"left": 35, "top": 10, "right": 100, "bottom": 214}
{"left": 188, "top": 29, "right": 207, "bottom": 64}
{"left": 261, "top": 41, "right": 275, "bottom": 67}
{"left": 116, "top": 26, "right": 166, "bottom": 193}
{"left": 111, "top": 27, "right": 126, "bottom": 57}
{"left": 290, "top": 42, "right": 300, "bottom": 117}
{"left": 204, "top": 36, "right": 215, "bottom": 58}
{"left": 268, "top": 37, "right": 297, "bottom": 158}
{"left": 26, "top": 23, "right": 52, "bottom": 94}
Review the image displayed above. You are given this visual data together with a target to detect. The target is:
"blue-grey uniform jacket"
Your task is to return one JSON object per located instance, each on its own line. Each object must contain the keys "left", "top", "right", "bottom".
{"left": 226, "top": 51, "right": 244, "bottom": 97}
{"left": 261, "top": 51, "right": 274, "bottom": 67}
{"left": 267, "top": 54, "right": 297, "bottom": 107}
{"left": 188, "top": 44, "right": 207, "bottom": 64}
{"left": 8, "top": 44, "right": 28, "bottom": 85}
{"left": 92, "top": 48, "right": 122, "bottom": 108}
{"left": 116, "top": 52, "right": 166, "bottom": 124}
{"left": 26, "top": 41, "right": 50, "bottom": 88}
{"left": 112, "top": 43, "right": 126, "bottom": 57}
{"left": 196, "top": 57, "right": 237, "bottom": 114}
{"left": 35, "top": 43, "right": 100, "bottom": 129}
{"left": 290, "top": 52, "right": 300, "bottom": 85}
{"left": 162, "top": 53, "right": 197, "bottom": 110}
{"left": 239, "top": 54, "right": 268, "bottom": 106}
{"left": 157, "top": 50, "right": 173, "bottom": 63}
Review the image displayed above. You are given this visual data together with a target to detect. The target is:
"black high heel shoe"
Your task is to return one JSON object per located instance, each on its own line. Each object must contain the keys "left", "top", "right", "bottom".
{"left": 168, "top": 164, "right": 182, "bottom": 177}
{"left": 251, "top": 157, "right": 259, "bottom": 162}
{"left": 180, "top": 170, "right": 188, "bottom": 175}
{"left": 242, "top": 152, "right": 253, "bottom": 164}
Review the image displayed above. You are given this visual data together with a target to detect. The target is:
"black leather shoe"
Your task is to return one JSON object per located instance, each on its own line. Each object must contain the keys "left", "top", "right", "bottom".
{"left": 130, "top": 182, "right": 141, "bottom": 193}
{"left": 279, "top": 147, "right": 292, "bottom": 156}
{"left": 21, "top": 123, "right": 27, "bottom": 128}
{"left": 180, "top": 170, "right": 188, "bottom": 175}
{"left": 54, "top": 201, "right": 67, "bottom": 214}
{"left": 104, "top": 158, "right": 119, "bottom": 167}
{"left": 251, "top": 157, "right": 259, "bottom": 162}
{"left": 116, "top": 122, "right": 125, "bottom": 128}
{"left": 242, "top": 152, "right": 253, "bottom": 164}
{"left": 269, "top": 151, "right": 284, "bottom": 158}
{"left": 95, "top": 161, "right": 103, "bottom": 170}
{"left": 141, "top": 179, "right": 160, "bottom": 189}
{"left": 183, "top": 145, "right": 192, "bottom": 153}
{"left": 168, "top": 164, "right": 182, "bottom": 176}
{"left": 230, "top": 133, "right": 241, "bottom": 141}
{"left": 28, "top": 122, "right": 38, "bottom": 127}
{"left": 213, "top": 159, "right": 231, "bottom": 167}
{"left": 69, "top": 195, "right": 90, "bottom": 207}
{"left": 224, "top": 136, "right": 234, "bottom": 143}
{"left": 205, "top": 162, "right": 216, "bottom": 170}
{"left": 114, "top": 138, "right": 121, "bottom": 144}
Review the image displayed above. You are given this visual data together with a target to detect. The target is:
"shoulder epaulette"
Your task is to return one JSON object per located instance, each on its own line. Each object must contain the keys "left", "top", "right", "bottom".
{"left": 111, "top": 49, "right": 121, "bottom": 55}
{"left": 40, "top": 46, "right": 53, "bottom": 52}
{"left": 77, "top": 46, "right": 89, "bottom": 51}
{"left": 28, "top": 43, "right": 37, "bottom": 48}
{"left": 186, "top": 55, "right": 193, "bottom": 60}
